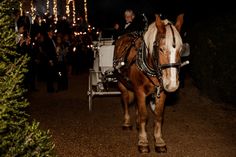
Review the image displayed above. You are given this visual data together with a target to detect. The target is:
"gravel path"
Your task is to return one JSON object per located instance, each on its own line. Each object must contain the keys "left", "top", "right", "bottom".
{"left": 28, "top": 72, "right": 236, "bottom": 157}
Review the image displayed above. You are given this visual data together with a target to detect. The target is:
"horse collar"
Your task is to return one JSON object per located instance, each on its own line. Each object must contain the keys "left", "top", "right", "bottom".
{"left": 136, "top": 40, "right": 157, "bottom": 77}
{"left": 136, "top": 37, "right": 162, "bottom": 79}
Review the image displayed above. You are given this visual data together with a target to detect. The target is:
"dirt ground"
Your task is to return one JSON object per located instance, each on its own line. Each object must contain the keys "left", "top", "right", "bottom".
{"left": 28, "top": 72, "right": 236, "bottom": 157}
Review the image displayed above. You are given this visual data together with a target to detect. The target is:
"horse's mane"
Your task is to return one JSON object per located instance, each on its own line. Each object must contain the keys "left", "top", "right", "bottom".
{"left": 143, "top": 19, "right": 182, "bottom": 55}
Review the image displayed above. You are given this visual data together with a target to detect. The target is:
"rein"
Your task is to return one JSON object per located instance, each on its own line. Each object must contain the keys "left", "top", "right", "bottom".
{"left": 136, "top": 37, "right": 163, "bottom": 97}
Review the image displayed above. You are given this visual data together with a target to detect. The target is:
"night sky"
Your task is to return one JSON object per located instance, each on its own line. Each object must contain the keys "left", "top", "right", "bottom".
{"left": 87, "top": 0, "right": 185, "bottom": 27}
{"left": 87, "top": 0, "right": 234, "bottom": 28}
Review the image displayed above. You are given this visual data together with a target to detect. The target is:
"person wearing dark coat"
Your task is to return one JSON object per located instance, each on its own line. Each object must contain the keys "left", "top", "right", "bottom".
{"left": 118, "top": 9, "right": 137, "bottom": 36}
{"left": 43, "top": 27, "right": 57, "bottom": 93}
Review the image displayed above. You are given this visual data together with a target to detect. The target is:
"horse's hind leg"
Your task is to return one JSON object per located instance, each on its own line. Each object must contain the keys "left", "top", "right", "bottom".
{"left": 153, "top": 93, "right": 167, "bottom": 153}
{"left": 118, "top": 82, "right": 134, "bottom": 130}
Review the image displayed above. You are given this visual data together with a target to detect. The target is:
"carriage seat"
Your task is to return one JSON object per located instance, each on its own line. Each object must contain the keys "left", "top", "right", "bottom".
{"left": 99, "top": 44, "right": 115, "bottom": 74}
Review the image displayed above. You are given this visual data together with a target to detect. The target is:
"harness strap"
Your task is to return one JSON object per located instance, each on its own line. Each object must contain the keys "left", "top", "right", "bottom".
{"left": 113, "top": 32, "right": 140, "bottom": 69}
{"left": 143, "top": 72, "right": 163, "bottom": 98}
{"left": 136, "top": 41, "right": 157, "bottom": 76}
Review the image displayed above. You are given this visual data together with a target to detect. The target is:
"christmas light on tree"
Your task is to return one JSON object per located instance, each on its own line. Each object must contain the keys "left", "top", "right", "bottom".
{"left": 53, "top": 0, "right": 58, "bottom": 22}
{"left": 0, "top": 0, "right": 56, "bottom": 156}
{"left": 66, "top": 0, "right": 71, "bottom": 18}
{"left": 46, "top": 0, "right": 49, "bottom": 14}
{"left": 73, "top": 0, "right": 76, "bottom": 24}
{"left": 84, "top": 0, "right": 88, "bottom": 22}
{"left": 20, "top": 1, "right": 23, "bottom": 15}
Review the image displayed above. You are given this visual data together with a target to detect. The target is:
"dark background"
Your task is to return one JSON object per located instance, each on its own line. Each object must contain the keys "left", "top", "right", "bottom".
{"left": 87, "top": 0, "right": 234, "bottom": 28}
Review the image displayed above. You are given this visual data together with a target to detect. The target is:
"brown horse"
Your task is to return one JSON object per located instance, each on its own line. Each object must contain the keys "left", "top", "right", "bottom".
{"left": 113, "top": 14, "right": 184, "bottom": 153}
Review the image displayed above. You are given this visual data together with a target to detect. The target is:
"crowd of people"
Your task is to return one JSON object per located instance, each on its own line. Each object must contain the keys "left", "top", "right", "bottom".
{"left": 14, "top": 10, "right": 96, "bottom": 93}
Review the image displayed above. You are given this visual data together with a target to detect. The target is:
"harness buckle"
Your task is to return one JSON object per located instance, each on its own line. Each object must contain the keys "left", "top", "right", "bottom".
{"left": 156, "top": 85, "right": 161, "bottom": 98}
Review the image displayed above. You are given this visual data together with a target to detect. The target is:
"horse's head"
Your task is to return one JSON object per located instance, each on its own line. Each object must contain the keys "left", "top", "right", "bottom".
{"left": 144, "top": 14, "right": 184, "bottom": 92}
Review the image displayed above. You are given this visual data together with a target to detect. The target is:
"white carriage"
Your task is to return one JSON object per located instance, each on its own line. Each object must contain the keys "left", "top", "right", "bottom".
{"left": 87, "top": 37, "right": 120, "bottom": 111}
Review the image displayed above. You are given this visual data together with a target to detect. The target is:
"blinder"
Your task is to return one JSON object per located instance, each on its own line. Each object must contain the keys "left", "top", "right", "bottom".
{"left": 152, "top": 39, "right": 181, "bottom": 72}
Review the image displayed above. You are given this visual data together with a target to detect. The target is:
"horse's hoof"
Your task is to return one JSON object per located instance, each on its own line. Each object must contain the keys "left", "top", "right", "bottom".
{"left": 138, "top": 145, "right": 150, "bottom": 153}
{"left": 122, "top": 125, "right": 133, "bottom": 130}
{"left": 155, "top": 145, "right": 167, "bottom": 153}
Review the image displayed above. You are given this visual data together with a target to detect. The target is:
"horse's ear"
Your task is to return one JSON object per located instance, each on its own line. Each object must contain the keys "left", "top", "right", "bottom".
{"left": 155, "top": 14, "right": 165, "bottom": 33}
{"left": 175, "top": 13, "right": 184, "bottom": 32}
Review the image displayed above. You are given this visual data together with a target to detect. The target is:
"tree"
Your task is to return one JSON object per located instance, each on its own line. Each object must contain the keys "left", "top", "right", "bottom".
{"left": 189, "top": 11, "right": 236, "bottom": 105}
{"left": 0, "top": 0, "right": 56, "bottom": 156}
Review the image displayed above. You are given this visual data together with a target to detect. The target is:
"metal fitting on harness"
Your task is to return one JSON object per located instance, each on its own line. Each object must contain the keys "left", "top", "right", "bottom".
{"left": 115, "top": 61, "right": 125, "bottom": 70}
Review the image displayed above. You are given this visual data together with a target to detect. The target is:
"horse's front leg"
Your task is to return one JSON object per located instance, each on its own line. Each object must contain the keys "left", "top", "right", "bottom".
{"left": 153, "top": 92, "right": 167, "bottom": 153}
{"left": 118, "top": 82, "right": 134, "bottom": 130}
{"left": 136, "top": 91, "right": 150, "bottom": 153}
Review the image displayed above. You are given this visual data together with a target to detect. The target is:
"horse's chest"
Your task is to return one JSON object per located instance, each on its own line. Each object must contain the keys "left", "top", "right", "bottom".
{"left": 119, "top": 64, "right": 156, "bottom": 95}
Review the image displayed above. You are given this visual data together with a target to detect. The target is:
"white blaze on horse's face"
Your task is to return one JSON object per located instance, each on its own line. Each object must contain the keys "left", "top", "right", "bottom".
{"left": 161, "top": 24, "right": 183, "bottom": 92}
{"left": 144, "top": 15, "right": 184, "bottom": 93}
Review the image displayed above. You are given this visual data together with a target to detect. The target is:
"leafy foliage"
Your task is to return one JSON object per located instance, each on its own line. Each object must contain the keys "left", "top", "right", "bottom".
{"left": 0, "top": 0, "right": 56, "bottom": 156}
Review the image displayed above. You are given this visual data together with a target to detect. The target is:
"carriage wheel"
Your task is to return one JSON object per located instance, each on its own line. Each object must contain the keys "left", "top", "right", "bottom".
{"left": 88, "top": 69, "right": 93, "bottom": 111}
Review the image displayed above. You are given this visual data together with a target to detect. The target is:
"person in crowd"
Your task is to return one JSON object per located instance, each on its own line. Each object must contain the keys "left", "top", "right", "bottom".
{"left": 55, "top": 34, "right": 68, "bottom": 91}
{"left": 31, "top": 15, "right": 41, "bottom": 40}
{"left": 15, "top": 19, "right": 39, "bottom": 91}
{"left": 43, "top": 27, "right": 57, "bottom": 93}
{"left": 63, "top": 34, "right": 73, "bottom": 77}
{"left": 16, "top": 23, "right": 31, "bottom": 54}
{"left": 12, "top": 9, "right": 21, "bottom": 33}
{"left": 37, "top": 32, "right": 49, "bottom": 82}
{"left": 77, "top": 16, "right": 88, "bottom": 32}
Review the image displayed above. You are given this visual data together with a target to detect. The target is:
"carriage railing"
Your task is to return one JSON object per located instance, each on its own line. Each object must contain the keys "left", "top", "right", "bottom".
{"left": 87, "top": 37, "right": 121, "bottom": 111}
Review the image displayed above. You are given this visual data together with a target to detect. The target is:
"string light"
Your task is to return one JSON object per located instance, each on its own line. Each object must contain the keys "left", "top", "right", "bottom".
{"left": 30, "top": 0, "right": 36, "bottom": 23}
{"left": 46, "top": 0, "right": 49, "bottom": 14}
{"left": 73, "top": 0, "right": 76, "bottom": 24}
{"left": 20, "top": 1, "right": 23, "bottom": 16}
{"left": 66, "top": 0, "right": 72, "bottom": 18}
{"left": 53, "top": 0, "right": 58, "bottom": 22}
{"left": 84, "top": 0, "right": 88, "bottom": 22}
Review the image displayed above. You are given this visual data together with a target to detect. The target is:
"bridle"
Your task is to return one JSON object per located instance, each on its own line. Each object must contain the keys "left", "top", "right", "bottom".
{"left": 152, "top": 23, "right": 181, "bottom": 71}
{"left": 137, "top": 23, "right": 181, "bottom": 76}
{"left": 136, "top": 22, "right": 182, "bottom": 97}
